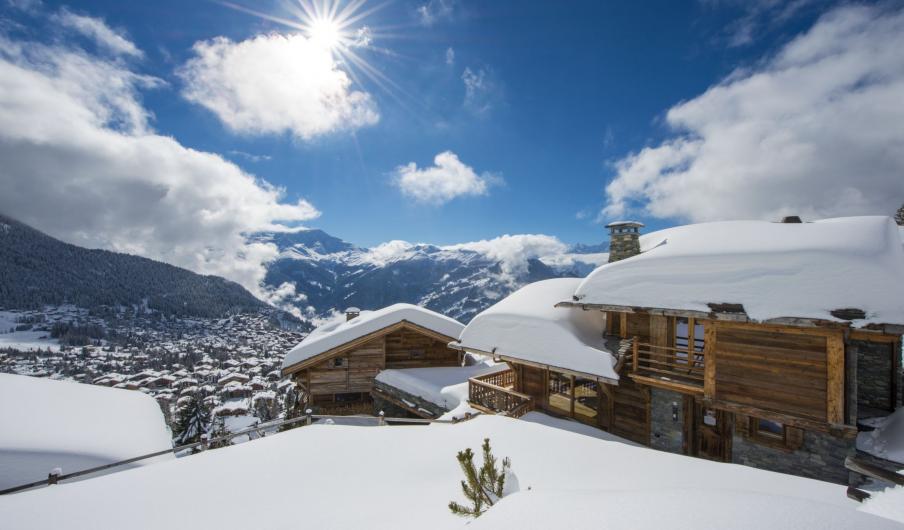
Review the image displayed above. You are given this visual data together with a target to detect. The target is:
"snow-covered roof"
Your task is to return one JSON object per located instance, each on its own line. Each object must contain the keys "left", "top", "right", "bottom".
{"left": 573, "top": 216, "right": 904, "bottom": 327}
{"left": 857, "top": 407, "right": 904, "bottom": 465}
{"left": 282, "top": 303, "right": 464, "bottom": 372}
{"left": 375, "top": 360, "right": 506, "bottom": 412}
{"left": 455, "top": 278, "right": 619, "bottom": 381}
{"left": 0, "top": 374, "right": 173, "bottom": 490}
{"left": 0, "top": 415, "right": 895, "bottom": 529}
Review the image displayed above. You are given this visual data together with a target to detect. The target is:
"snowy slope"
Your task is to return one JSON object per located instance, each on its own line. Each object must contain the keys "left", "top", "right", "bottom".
{"left": 0, "top": 415, "right": 895, "bottom": 529}
{"left": 0, "top": 374, "right": 173, "bottom": 489}
{"left": 258, "top": 230, "right": 608, "bottom": 322}
{"left": 575, "top": 216, "right": 904, "bottom": 326}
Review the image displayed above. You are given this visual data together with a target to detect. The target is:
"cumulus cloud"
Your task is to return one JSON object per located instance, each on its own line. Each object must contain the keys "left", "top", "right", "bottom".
{"left": 445, "top": 234, "right": 569, "bottom": 277}
{"left": 393, "top": 151, "right": 500, "bottom": 205}
{"left": 604, "top": 5, "right": 904, "bottom": 223}
{"left": 179, "top": 33, "right": 379, "bottom": 140}
{"left": 0, "top": 27, "right": 320, "bottom": 299}
{"left": 53, "top": 8, "right": 142, "bottom": 57}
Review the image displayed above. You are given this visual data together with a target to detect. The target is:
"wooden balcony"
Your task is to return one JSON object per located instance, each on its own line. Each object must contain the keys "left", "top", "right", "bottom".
{"left": 630, "top": 340, "right": 705, "bottom": 395}
{"left": 468, "top": 369, "right": 533, "bottom": 418}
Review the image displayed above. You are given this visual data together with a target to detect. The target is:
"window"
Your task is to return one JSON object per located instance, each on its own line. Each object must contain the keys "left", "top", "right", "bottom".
{"left": 335, "top": 392, "right": 364, "bottom": 403}
{"left": 548, "top": 371, "right": 572, "bottom": 415}
{"left": 755, "top": 418, "right": 784, "bottom": 438}
{"left": 747, "top": 416, "right": 803, "bottom": 450}
{"left": 573, "top": 378, "right": 599, "bottom": 422}
{"left": 409, "top": 349, "right": 424, "bottom": 359}
{"left": 675, "top": 317, "right": 705, "bottom": 366}
{"left": 332, "top": 357, "right": 347, "bottom": 368}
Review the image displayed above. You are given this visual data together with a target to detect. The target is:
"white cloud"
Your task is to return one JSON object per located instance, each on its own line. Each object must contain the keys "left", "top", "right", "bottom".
{"left": 0, "top": 30, "right": 320, "bottom": 299}
{"left": 53, "top": 8, "right": 142, "bottom": 57}
{"left": 179, "top": 33, "right": 379, "bottom": 140}
{"left": 604, "top": 5, "right": 904, "bottom": 223}
{"left": 416, "top": 0, "right": 454, "bottom": 26}
{"left": 393, "top": 151, "right": 500, "bottom": 205}
{"left": 445, "top": 47, "right": 455, "bottom": 65}
{"left": 445, "top": 234, "right": 569, "bottom": 278}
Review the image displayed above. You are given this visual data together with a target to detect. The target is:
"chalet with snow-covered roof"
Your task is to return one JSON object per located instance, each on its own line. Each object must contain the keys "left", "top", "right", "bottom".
{"left": 281, "top": 304, "right": 465, "bottom": 414}
{"left": 454, "top": 216, "right": 904, "bottom": 484}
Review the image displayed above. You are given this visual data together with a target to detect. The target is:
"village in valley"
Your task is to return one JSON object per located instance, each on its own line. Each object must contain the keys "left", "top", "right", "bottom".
{"left": 1, "top": 0, "right": 904, "bottom": 528}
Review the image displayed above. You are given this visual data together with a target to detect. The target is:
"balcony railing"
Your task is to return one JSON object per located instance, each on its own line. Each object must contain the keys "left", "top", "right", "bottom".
{"left": 468, "top": 369, "right": 533, "bottom": 418}
{"left": 631, "top": 340, "right": 705, "bottom": 392}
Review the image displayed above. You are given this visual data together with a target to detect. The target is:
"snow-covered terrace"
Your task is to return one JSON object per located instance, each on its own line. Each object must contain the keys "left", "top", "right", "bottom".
{"left": 0, "top": 415, "right": 898, "bottom": 529}
{"left": 568, "top": 216, "right": 904, "bottom": 329}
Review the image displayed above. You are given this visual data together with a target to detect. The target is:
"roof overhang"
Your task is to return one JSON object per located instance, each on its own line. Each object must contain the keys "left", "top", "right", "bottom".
{"left": 557, "top": 300, "right": 904, "bottom": 335}
{"left": 449, "top": 341, "right": 619, "bottom": 386}
{"left": 282, "top": 320, "right": 459, "bottom": 377}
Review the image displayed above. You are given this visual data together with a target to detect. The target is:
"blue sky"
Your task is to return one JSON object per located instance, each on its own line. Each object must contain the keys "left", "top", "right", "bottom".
{"left": 2, "top": 0, "right": 902, "bottom": 291}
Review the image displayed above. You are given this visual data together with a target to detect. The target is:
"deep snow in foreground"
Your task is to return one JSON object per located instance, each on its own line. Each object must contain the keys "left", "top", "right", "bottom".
{"left": 0, "top": 374, "right": 172, "bottom": 490}
{"left": 0, "top": 414, "right": 897, "bottom": 529}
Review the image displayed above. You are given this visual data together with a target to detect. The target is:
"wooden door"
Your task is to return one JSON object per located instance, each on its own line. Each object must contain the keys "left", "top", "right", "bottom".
{"left": 686, "top": 400, "right": 732, "bottom": 462}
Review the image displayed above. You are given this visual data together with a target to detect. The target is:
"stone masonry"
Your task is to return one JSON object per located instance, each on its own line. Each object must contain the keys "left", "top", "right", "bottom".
{"left": 650, "top": 387, "right": 685, "bottom": 454}
{"left": 731, "top": 429, "right": 855, "bottom": 485}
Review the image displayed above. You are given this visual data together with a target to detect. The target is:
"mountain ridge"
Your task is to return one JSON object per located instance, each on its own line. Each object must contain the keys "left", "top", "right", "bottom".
{"left": 0, "top": 214, "right": 268, "bottom": 319}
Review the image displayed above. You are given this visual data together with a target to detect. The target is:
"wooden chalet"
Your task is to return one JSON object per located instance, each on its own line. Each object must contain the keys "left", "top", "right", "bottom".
{"left": 454, "top": 216, "right": 904, "bottom": 484}
{"left": 281, "top": 304, "right": 465, "bottom": 414}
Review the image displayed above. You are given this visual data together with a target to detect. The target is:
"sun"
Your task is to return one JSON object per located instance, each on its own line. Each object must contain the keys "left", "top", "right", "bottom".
{"left": 308, "top": 17, "right": 342, "bottom": 49}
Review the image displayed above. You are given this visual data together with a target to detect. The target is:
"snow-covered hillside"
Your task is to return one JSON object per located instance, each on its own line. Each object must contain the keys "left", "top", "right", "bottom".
{"left": 259, "top": 229, "right": 608, "bottom": 322}
{"left": 0, "top": 415, "right": 897, "bottom": 529}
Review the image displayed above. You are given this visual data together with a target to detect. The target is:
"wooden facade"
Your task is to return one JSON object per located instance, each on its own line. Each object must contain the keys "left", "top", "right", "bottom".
{"left": 468, "top": 308, "right": 902, "bottom": 481}
{"left": 283, "top": 321, "right": 462, "bottom": 413}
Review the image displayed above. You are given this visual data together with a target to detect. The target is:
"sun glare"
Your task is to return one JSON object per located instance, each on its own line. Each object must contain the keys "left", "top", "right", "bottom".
{"left": 308, "top": 17, "right": 342, "bottom": 49}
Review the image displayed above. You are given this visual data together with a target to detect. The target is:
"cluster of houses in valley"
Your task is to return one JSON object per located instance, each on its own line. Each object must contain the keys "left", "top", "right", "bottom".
{"left": 0, "top": 311, "right": 305, "bottom": 430}
{"left": 281, "top": 215, "right": 904, "bottom": 491}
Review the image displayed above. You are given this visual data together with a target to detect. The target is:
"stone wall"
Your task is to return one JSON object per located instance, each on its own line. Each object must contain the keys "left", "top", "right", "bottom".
{"left": 649, "top": 388, "right": 685, "bottom": 454}
{"left": 731, "top": 429, "right": 855, "bottom": 485}
{"left": 851, "top": 339, "right": 897, "bottom": 411}
{"left": 608, "top": 233, "right": 641, "bottom": 263}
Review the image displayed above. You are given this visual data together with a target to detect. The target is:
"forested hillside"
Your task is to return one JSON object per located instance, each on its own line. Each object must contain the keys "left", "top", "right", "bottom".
{"left": 0, "top": 214, "right": 266, "bottom": 318}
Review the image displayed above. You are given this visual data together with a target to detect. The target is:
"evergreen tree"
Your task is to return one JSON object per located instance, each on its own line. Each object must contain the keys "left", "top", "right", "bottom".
{"left": 896, "top": 203, "right": 904, "bottom": 226}
{"left": 448, "top": 438, "right": 511, "bottom": 518}
{"left": 173, "top": 395, "right": 210, "bottom": 446}
{"left": 208, "top": 416, "right": 234, "bottom": 449}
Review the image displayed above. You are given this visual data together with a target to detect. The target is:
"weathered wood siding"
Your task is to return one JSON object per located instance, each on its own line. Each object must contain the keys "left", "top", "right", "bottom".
{"left": 517, "top": 364, "right": 547, "bottom": 406}
{"left": 606, "top": 375, "right": 650, "bottom": 445}
{"left": 308, "top": 337, "right": 385, "bottom": 396}
{"left": 384, "top": 328, "right": 460, "bottom": 369}
{"left": 711, "top": 324, "right": 839, "bottom": 423}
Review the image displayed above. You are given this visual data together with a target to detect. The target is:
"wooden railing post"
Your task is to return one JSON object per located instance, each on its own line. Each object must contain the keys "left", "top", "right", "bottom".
{"left": 305, "top": 408, "right": 313, "bottom": 426}
{"left": 632, "top": 337, "right": 639, "bottom": 373}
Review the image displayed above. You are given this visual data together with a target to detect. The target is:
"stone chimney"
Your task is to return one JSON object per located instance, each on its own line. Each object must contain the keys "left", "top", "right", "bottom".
{"left": 606, "top": 221, "right": 644, "bottom": 263}
{"left": 345, "top": 307, "right": 361, "bottom": 321}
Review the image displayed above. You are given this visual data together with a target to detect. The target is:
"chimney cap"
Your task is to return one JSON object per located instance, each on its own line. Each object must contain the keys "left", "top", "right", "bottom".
{"left": 605, "top": 220, "right": 644, "bottom": 229}
{"left": 345, "top": 307, "right": 361, "bottom": 314}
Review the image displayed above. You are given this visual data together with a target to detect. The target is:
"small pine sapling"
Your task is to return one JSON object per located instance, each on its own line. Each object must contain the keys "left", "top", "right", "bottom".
{"left": 448, "top": 438, "right": 512, "bottom": 518}
{"left": 895, "top": 203, "right": 904, "bottom": 226}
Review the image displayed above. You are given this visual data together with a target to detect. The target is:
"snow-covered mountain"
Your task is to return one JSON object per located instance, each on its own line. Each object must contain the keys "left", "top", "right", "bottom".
{"left": 258, "top": 229, "right": 609, "bottom": 322}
